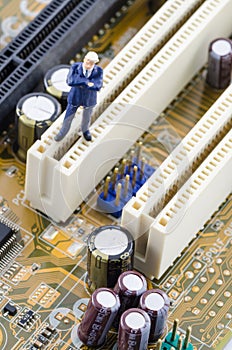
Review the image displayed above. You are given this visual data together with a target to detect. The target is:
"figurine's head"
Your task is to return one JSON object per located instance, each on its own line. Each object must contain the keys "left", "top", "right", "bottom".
{"left": 83, "top": 51, "right": 99, "bottom": 70}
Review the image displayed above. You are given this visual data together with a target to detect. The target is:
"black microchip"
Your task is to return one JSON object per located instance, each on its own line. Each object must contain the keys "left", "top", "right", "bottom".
{"left": 0, "top": 222, "right": 13, "bottom": 246}
{"left": 18, "top": 309, "right": 34, "bottom": 327}
{"left": 3, "top": 303, "right": 17, "bottom": 316}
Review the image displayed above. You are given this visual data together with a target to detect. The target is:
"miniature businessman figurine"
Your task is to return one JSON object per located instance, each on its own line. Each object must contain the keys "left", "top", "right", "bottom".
{"left": 55, "top": 51, "right": 103, "bottom": 142}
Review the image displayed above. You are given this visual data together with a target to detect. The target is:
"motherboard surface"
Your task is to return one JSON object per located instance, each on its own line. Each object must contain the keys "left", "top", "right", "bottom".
{"left": 0, "top": 1, "right": 231, "bottom": 349}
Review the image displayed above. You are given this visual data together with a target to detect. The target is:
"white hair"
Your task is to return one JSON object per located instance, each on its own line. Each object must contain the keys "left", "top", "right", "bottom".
{"left": 85, "top": 51, "right": 99, "bottom": 63}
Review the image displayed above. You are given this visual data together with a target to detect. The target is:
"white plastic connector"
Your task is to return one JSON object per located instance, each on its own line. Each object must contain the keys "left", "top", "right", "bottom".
{"left": 25, "top": 0, "right": 232, "bottom": 222}
{"left": 122, "top": 83, "right": 232, "bottom": 238}
{"left": 91, "top": 0, "right": 203, "bottom": 121}
{"left": 29, "top": 0, "right": 203, "bottom": 154}
{"left": 124, "top": 129, "right": 232, "bottom": 279}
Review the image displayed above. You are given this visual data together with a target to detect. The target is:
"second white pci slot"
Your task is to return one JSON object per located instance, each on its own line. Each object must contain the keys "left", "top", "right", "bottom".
{"left": 121, "top": 83, "right": 232, "bottom": 240}
{"left": 123, "top": 129, "right": 232, "bottom": 279}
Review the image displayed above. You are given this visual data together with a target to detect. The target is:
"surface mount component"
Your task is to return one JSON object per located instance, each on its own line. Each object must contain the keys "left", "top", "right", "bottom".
{"left": 3, "top": 302, "right": 17, "bottom": 316}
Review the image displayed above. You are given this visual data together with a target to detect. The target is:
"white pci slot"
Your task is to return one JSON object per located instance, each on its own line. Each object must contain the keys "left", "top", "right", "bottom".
{"left": 121, "top": 83, "right": 232, "bottom": 240}
{"left": 25, "top": 0, "right": 232, "bottom": 222}
{"left": 123, "top": 129, "right": 232, "bottom": 279}
{"left": 91, "top": 0, "right": 204, "bottom": 121}
{"left": 41, "top": 0, "right": 202, "bottom": 146}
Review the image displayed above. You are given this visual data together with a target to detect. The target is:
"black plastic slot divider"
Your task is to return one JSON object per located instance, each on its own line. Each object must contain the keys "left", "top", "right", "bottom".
{"left": 0, "top": 0, "right": 125, "bottom": 127}
{"left": 0, "top": 59, "right": 19, "bottom": 84}
{"left": 17, "top": 0, "right": 80, "bottom": 60}
{"left": 0, "top": 0, "right": 72, "bottom": 60}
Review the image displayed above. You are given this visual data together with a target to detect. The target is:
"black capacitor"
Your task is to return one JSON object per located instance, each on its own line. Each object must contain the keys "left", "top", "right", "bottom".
{"left": 118, "top": 308, "right": 151, "bottom": 350}
{"left": 44, "top": 65, "right": 71, "bottom": 110}
{"left": 113, "top": 270, "right": 147, "bottom": 327}
{"left": 87, "top": 225, "right": 134, "bottom": 291}
{"left": 15, "top": 92, "right": 61, "bottom": 162}
{"left": 206, "top": 38, "right": 232, "bottom": 89}
{"left": 139, "top": 289, "right": 170, "bottom": 342}
{"left": 77, "top": 287, "right": 120, "bottom": 347}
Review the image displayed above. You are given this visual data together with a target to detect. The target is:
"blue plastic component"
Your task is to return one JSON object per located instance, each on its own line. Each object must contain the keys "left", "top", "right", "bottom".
{"left": 144, "top": 163, "right": 155, "bottom": 177}
{"left": 164, "top": 332, "right": 194, "bottom": 350}
{"left": 184, "top": 344, "right": 194, "bottom": 350}
{"left": 97, "top": 192, "right": 125, "bottom": 218}
{"left": 97, "top": 159, "right": 155, "bottom": 218}
{"left": 165, "top": 332, "right": 180, "bottom": 348}
{"left": 161, "top": 342, "right": 175, "bottom": 350}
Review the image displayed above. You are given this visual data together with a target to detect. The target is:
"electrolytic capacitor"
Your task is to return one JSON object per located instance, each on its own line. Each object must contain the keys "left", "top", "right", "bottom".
{"left": 117, "top": 308, "right": 151, "bottom": 350}
{"left": 113, "top": 270, "right": 147, "bottom": 327}
{"left": 44, "top": 65, "right": 71, "bottom": 110}
{"left": 206, "top": 38, "right": 232, "bottom": 89}
{"left": 139, "top": 289, "right": 170, "bottom": 342}
{"left": 15, "top": 92, "right": 61, "bottom": 161}
{"left": 77, "top": 287, "right": 120, "bottom": 347}
{"left": 87, "top": 225, "right": 134, "bottom": 291}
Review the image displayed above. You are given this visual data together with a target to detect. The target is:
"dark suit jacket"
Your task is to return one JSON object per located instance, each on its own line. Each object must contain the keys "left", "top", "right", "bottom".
{"left": 66, "top": 62, "right": 103, "bottom": 107}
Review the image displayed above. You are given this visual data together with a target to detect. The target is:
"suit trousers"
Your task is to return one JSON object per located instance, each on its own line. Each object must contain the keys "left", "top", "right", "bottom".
{"left": 64, "top": 103, "right": 94, "bottom": 133}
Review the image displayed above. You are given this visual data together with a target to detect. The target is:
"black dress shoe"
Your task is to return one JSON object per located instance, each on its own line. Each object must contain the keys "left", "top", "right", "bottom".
{"left": 83, "top": 130, "right": 92, "bottom": 141}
